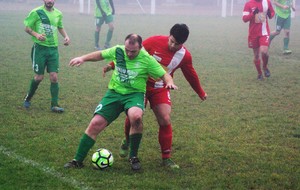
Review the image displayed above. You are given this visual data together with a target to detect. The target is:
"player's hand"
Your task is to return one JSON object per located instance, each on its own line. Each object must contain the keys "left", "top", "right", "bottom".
{"left": 165, "top": 84, "right": 178, "bottom": 90}
{"left": 36, "top": 33, "right": 46, "bottom": 41}
{"left": 200, "top": 93, "right": 207, "bottom": 101}
{"left": 69, "top": 57, "right": 84, "bottom": 67}
{"left": 102, "top": 64, "right": 112, "bottom": 77}
{"left": 63, "top": 36, "right": 70, "bottom": 46}
{"left": 253, "top": 7, "right": 259, "bottom": 15}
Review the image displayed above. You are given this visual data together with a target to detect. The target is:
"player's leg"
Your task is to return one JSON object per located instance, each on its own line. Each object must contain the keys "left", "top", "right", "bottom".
{"left": 48, "top": 47, "right": 64, "bottom": 112}
{"left": 104, "top": 15, "right": 114, "bottom": 49}
{"left": 124, "top": 92, "right": 145, "bottom": 170}
{"left": 64, "top": 114, "right": 108, "bottom": 168}
{"left": 94, "top": 17, "right": 103, "bottom": 50}
{"left": 24, "top": 44, "right": 46, "bottom": 108}
{"left": 119, "top": 116, "right": 130, "bottom": 158}
{"left": 249, "top": 36, "right": 263, "bottom": 80}
{"left": 150, "top": 89, "right": 179, "bottom": 169}
{"left": 259, "top": 36, "right": 270, "bottom": 78}
{"left": 269, "top": 15, "right": 282, "bottom": 46}
{"left": 283, "top": 16, "right": 292, "bottom": 54}
{"left": 65, "top": 90, "right": 121, "bottom": 168}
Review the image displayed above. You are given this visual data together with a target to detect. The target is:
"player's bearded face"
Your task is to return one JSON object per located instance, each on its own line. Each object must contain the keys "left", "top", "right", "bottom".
{"left": 44, "top": 0, "right": 55, "bottom": 9}
{"left": 168, "top": 35, "right": 183, "bottom": 52}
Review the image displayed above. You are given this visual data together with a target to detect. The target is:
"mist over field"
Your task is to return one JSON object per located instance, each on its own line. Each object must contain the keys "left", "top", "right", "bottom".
{"left": 0, "top": 0, "right": 299, "bottom": 189}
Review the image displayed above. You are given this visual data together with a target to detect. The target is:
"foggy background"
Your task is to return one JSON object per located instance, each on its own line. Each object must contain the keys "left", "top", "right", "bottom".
{"left": 3, "top": 0, "right": 298, "bottom": 17}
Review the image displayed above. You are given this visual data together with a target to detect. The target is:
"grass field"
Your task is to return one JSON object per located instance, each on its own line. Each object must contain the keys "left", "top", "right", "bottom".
{"left": 0, "top": 4, "right": 300, "bottom": 190}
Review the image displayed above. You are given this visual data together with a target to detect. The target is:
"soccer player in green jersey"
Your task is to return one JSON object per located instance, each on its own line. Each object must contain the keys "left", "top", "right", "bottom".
{"left": 269, "top": 0, "right": 296, "bottom": 54}
{"left": 64, "top": 34, "right": 178, "bottom": 171}
{"left": 94, "top": 0, "right": 115, "bottom": 50}
{"left": 23, "top": 0, "right": 70, "bottom": 113}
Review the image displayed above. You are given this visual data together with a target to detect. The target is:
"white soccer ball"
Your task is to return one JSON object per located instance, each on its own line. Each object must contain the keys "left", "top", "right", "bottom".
{"left": 91, "top": 148, "right": 114, "bottom": 170}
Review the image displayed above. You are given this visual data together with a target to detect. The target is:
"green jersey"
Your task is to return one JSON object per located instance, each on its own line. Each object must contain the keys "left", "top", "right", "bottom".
{"left": 95, "top": 0, "right": 113, "bottom": 17}
{"left": 275, "top": 0, "right": 292, "bottom": 19}
{"left": 24, "top": 6, "right": 63, "bottom": 47}
{"left": 101, "top": 45, "right": 166, "bottom": 94}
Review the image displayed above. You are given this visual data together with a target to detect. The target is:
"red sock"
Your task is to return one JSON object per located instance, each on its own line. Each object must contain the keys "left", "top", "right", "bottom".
{"left": 159, "top": 124, "right": 173, "bottom": 159}
{"left": 254, "top": 59, "right": 262, "bottom": 75}
{"left": 262, "top": 54, "right": 269, "bottom": 70}
{"left": 124, "top": 117, "right": 130, "bottom": 144}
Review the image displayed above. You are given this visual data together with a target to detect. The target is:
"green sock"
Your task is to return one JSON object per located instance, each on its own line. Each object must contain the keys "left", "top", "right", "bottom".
{"left": 50, "top": 82, "right": 59, "bottom": 107}
{"left": 283, "top": 37, "right": 289, "bottom": 50}
{"left": 25, "top": 79, "right": 40, "bottom": 101}
{"left": 105, "top": 29, "right": 113, "bottom": 46}
{"left": 129, "top": 133, "right": 142, "bottom": 158}
{"left": 74, "top": 133, "right": 95, "bottom": 162}
{"left": 95, "top": 31, "right": 100, "bottom": 47}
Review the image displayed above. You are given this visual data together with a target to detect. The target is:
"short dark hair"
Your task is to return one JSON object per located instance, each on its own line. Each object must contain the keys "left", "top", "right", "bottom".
{"left": 125, "top": 33, "right": 143, "bottom": 48}
{"left": 169, "top": 23, "right": 189, "bottom": 44}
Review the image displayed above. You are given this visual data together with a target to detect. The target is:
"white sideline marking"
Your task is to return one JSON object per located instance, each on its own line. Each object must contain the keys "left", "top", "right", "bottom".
{"left": 0, "top": 145, "right": 92, "bottom": 190}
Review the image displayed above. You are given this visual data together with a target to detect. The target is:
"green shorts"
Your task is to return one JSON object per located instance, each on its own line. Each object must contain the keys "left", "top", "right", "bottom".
{"left": 31, "top": 43, "right": 59, "bottom": 75}
{"left": 95, "top": 15, "right": 114, "bottom": 26}
{"left": 94, "top": 90, "right": 145, "bottom": 125}
{"left": 275, "top": 14, "right": 291, "bottom": 31}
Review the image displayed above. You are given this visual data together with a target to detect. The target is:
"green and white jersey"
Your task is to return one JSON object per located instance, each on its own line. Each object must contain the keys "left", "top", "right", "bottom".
{"left": 101, "top": 45, "right": 166, "bottom": 94}
{"left": 94, "top": 0, "right": 113, "bottom": 17}
{"left": 24, "top": 6, "right": 63, "bottom": 47}
{"left": 275, "top": 0, "right": 292, "bottom": 18}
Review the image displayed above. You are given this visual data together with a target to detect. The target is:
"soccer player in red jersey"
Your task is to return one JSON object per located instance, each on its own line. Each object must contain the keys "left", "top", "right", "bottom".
{"left": 242, "top": 0, "right": 275, "bottom": 80}
{"left": 103, "top": 24, "right": 207, "bottom": 169}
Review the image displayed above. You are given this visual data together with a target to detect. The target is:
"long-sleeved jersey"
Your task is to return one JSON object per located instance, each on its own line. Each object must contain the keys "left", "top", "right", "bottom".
{"left": 242, "top": 0, "right": 275, "bottom": 37}
{"left": 144, "top": 35, "right": 206, "bottom": 99}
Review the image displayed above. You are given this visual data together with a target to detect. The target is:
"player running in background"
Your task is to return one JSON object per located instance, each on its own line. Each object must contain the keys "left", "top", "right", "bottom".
{"left": 23, "top": 0, "right": 70, "bottom": 112}
{"left": 94, "top": 0, "right": 115, "bottom": 50}
{"left": 242, "top": 0, "right": 275, "bottom": 80}
{"left": 269, "top": 0, "right": 296, "bottom": 55}
{"left": 64, "top": 34, "right": 177, "bottom": 171}
{"left": 103, "top": 24, "right": 207, "bottom": 169}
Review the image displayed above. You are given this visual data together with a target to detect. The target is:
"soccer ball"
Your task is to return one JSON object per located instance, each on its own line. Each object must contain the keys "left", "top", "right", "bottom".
{"left": 91, "top": 148, "right": 114, "bottom": 170}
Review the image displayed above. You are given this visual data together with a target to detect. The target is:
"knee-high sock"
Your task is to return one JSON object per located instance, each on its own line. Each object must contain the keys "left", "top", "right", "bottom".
{"left": 124, "top": 117, "right": 130, "bottom": 144}
{"left": 74, "top": 133, "right": 95, "bottom": 162}
{"left": 105, "top": 29, "right": 113, "bottom": 46}
{"left": 262, "top": 54, "right": 269, "bottom": 70}
{"left": 159, "top": 124, "right": 173, "bottom": 159}
{"left": 254, "top": 60, "right": 262, "bottom": 75}
{"left": 283, "top": 37, "right": 289, "bottom": 50}
{"left": 50, "top": 82, "right": 59, "bottom": 107}
{"left": 25, "top": 79, "right": 40, "bottom": 101}
{"left": 129, "top": 133, "right": 142, "bottom": 158}
{"left": 94, "top": 31, "right": 100, "bottom": 47}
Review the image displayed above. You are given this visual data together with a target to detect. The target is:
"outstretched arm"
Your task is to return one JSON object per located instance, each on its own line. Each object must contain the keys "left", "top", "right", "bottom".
{"left": 69, "top": 51, "right": 104, "bottom": 67}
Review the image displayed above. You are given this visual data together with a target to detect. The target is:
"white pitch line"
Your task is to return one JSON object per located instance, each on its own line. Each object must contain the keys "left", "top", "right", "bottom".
{"left": 0, "top": 145, "right": 93, "bottom": 190}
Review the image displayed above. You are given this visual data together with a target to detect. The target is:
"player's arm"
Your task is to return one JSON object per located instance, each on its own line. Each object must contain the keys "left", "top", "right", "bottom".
{"left": 267, "top": 1, "right": 275, "bottom": 19}
{"left": 181, "top": 59, "right": 207, "bottom": 100}
{"left": 272, "top": 0, "right": 289, "bottom": 9}
{"left": 109, "top": 0, "right": 115, "bottom": 15}
{"left": 24, "top": 26, "right": 46, "bottom": 41}
{"left": 69, "top": 51, "right": 105, "bottom": 67}
{"left": 95, "top": 0, "right": 107, "bottom": 17}
{"left": 292, "top": 0, "right": 296, "bottom": 11}
{"left": 242, "top": 4, "right": 258, "bottom": 22}
{"left": 58, "top": 28, "right": 70, "bottom": 46}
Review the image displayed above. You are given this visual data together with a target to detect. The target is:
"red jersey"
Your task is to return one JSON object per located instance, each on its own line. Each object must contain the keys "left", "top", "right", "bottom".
{"left": 144, "top": 35, "right": 206, "bottom": 99}
{"left": 242, "top": 0, "right": 275, "bottom": 37}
